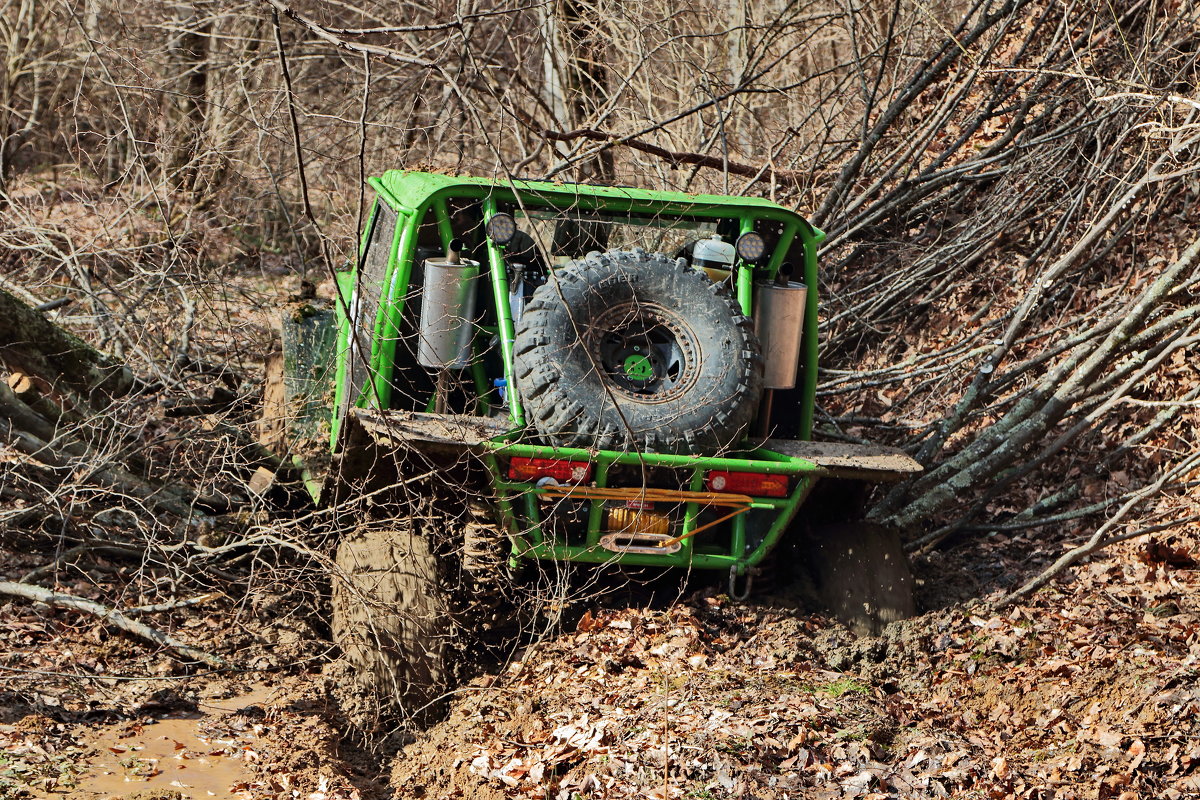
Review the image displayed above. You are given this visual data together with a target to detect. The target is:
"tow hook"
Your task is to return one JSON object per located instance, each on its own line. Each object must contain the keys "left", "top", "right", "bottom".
{"left": 729, "top": 565, "right": 752, "bottom": 601}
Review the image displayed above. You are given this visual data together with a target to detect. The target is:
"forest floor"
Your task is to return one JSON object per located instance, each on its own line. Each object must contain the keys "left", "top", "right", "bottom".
{"left": 2, "top": 178, "right": 1198, "bottom": 799}
{"left": 2, "top": 523, "right": 1197, "bottom": 800}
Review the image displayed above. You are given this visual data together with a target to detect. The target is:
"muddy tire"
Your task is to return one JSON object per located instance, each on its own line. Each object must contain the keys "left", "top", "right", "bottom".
{"left": 513, "top": 248, "right": 762, "bottom": 455}
{"left": 330, "top": 523, "right": 451, "bottom": 727}
{"left": 804, "top": 522, "right": 915, "bottom": 636}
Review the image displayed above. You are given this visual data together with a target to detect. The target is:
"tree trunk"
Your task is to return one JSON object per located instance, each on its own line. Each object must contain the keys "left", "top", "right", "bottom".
{"left": 539, "top": 0, "right": 613, "bottom": 182}
{"left": 0, "top": 287, "right": 141, "bottom": 406}
{"left": 167, "top": 1, "right": 212, "bottom": 194}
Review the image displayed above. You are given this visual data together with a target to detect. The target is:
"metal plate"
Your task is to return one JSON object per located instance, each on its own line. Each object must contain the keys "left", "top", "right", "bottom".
{"left": 764, "top": 439, "right": 923, "bottom": 482}
{"left": 599, "top": 532, "right": 682, "bottom": 555}
{"left": 353, "top": 408, "right": 510, "bottom": 451}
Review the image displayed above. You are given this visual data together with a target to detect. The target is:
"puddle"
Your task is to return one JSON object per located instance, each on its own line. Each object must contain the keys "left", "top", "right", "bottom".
{"left": 63, "top": 687, "right": 275, "bottom": 799}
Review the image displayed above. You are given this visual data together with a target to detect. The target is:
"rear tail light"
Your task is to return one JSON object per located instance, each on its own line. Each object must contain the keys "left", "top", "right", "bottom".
{"left": 705, "top": 470, "right": 788, "bottom": 498}
{"left": 508, "top": 457, "right": 593, "bottom": 484}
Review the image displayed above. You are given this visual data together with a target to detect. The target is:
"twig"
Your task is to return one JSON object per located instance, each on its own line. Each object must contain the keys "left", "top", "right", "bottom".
{"left": 271, "top": 7, "right": 332, "bottom": 278}
{"left": 0, "top": 580, "right": 228, "bottom": 668}
{"left": 32, "top": 296, "right": 72, "bottom": 312}
{"left": 18, "top": 544, "right": 144, "bottom": 583}
{"left": 126, "top": 593, "right": 223, "bottom": 615}
{"left": 996, "top": 451, "right": 1200, "bottom": 607}
{"left": 261, "top": 0, "right": 434, "bottom": 67}
{"left": 542, "top": 127, "right": 802, "bottom": 188}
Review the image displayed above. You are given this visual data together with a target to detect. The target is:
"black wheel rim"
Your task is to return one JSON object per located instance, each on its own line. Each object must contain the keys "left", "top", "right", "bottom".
{"left": 588, "top": 302, "right": 700, "bottom": 402}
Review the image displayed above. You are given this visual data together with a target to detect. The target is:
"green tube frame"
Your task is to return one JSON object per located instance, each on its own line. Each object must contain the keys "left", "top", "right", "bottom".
{"left": 324, "top": 173, "right": 827, "bottom": 570}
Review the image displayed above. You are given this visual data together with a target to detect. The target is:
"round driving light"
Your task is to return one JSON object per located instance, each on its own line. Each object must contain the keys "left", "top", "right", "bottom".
{"left": 735, "top": 231, "right": 766, "bottom": 262}
{"left": 486, "top": 212, "right": 517, "bottom": 245}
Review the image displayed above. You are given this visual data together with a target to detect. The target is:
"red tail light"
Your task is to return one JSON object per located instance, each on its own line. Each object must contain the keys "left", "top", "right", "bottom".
{"left": 705, "top": 470, "right": 788, "bottom": 497}
{"left": 508, "top": 457, "right": 593, "bottom": 484}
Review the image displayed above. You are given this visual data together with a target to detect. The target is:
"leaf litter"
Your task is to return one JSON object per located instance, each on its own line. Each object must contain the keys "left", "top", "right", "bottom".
{"left": 2, "top": 525, "right": 1198, "bottom": 800}
{"left": 392, "top": 531, "right": 1200, "bottom": 800}
{"left": 1, "top": 487, "right": 1198, "bottom": 800}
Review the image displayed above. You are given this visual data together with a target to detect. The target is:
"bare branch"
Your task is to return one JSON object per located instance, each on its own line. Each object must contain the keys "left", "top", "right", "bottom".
{"left": 0, "top": 580, "right": 228, "bottom": 667}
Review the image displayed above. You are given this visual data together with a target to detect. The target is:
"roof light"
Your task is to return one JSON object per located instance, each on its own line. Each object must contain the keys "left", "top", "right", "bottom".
{"left": 735, "top": 231, "right": 766, "bottom": 262}
{"left": 486, "top": 212, "right": 517, "bottom": 245}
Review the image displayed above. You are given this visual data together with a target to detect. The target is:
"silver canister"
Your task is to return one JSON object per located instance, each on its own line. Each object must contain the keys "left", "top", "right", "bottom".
{"left": 417, "top": 257, "right": 481, "bottom": 369}
{"left": 753, "top": 281, "right": 808, "bottom": 389}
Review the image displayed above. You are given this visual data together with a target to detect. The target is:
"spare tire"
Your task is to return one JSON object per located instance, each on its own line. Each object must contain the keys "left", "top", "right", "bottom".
{"left": 513, "top": 248, "right": 763, "bottom": 454}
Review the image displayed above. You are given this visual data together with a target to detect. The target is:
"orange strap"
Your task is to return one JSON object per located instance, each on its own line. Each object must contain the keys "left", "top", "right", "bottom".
{"left": 536, "top": 484, "right": 753, "bottom": 508}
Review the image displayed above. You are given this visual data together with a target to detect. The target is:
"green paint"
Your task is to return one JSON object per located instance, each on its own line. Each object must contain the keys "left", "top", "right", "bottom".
{"left": 622, "top": 353, "right": 654, "bottom": 380}
{"left": 290, "top": 171, "right": 832, "bottom": 570}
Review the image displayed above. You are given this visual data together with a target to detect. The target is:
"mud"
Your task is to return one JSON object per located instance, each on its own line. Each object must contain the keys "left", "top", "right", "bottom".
{"left": 66, "top": 686, "right": 275, "bottom": 799}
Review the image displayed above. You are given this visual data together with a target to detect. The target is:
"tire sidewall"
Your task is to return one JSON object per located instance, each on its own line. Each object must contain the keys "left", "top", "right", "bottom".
{"left": 515, "top": 249, "right": 762, "bottom": 454}
{"left": 330, "top": 524, "right": 451, "bottom": 719}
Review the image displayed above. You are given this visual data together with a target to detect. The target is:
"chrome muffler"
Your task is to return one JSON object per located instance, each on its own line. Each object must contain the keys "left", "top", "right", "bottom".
{"left": 417, "top": 239, "right": 480, "bottom": 370}
{"left": 753, "top": 280, "right": 808, "bottom": 389}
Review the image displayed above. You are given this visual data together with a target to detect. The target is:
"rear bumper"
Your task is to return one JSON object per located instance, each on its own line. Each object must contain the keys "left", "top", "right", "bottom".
{"left": 481, "top": 438, "right": 921, "bottom": 571}
{"left": 349, "top": 409, "right": 921, "bottom": 571}
{"left": 485, "top": 439, "right": 818, "bottom": 572}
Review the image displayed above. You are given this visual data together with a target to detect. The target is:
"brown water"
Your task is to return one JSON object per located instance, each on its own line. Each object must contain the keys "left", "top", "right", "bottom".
{"left": 63, "top": 686, "right": 274, "bottom": 799}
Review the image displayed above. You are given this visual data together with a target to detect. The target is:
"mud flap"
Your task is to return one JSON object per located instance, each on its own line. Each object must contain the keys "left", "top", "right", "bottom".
{"left": 764, "top": 439, "right": 923, "bottom": 482}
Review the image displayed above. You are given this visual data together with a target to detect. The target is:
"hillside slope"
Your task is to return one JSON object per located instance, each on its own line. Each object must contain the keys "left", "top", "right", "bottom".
{"left": 392, "top": 538, "right": 1200, "bottom": 799}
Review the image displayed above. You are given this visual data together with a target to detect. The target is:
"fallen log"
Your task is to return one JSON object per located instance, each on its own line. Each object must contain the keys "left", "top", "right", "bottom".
{"left": 7, "top": 371, "right": 37, "bottom": 397}
{"left": 0, "top": 287, "right": 142, "bottom": 406}
{"left": 8, "top": 371, "right": 76, "bottom": 426}
{"left": 0, "top": 580, "right": 228, "bottom": 668}
{"left": 0, "top": 389, "right": 217, "bottom": 519}
{"left": 4, "top": 377, "right": 267, "bottom": 520}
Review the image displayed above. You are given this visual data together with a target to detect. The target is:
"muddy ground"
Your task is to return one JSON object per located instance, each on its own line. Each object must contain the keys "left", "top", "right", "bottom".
{"left": 2, "top": 524, "right": 1197, "bottom": 800}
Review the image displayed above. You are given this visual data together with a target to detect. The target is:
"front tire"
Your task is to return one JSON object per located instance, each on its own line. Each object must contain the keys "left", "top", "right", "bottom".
{"left": 804, "top": 522, "right": 915, "bottom": 635}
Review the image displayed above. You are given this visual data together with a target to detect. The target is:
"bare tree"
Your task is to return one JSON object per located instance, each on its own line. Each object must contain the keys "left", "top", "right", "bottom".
{"left": 1, "top": 0, "right": 1198, "bottom": 617}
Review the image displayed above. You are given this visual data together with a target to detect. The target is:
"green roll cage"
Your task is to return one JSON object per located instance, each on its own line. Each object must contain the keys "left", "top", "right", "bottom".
{"left": 329, "top": 171, "right": 830, "bottom": 577}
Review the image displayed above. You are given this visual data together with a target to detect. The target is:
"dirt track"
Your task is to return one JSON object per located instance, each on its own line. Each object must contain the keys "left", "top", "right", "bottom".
{"left": 2, "top": 527, "right": 1198, "bottom": 800}
{"left": 391, "top": 550, "right": 1200, "bottom": 800}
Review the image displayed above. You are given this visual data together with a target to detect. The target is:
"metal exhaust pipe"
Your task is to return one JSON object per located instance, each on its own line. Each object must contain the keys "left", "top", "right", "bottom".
{"left": 753, "top": 279, "right": 808, "bottom": 390}
{"left": 417, "top": 239, "right": 480, "bottom": 370}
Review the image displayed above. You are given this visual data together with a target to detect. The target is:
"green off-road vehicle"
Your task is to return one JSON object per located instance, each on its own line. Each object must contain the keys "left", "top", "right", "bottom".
{"left": 261, "top": 171, "right": 921, "bottom": 716}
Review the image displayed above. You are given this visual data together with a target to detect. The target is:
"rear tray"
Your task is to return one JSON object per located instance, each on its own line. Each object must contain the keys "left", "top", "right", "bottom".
{"left": 351, "top": 410, "right": 921, "bottom": 481}
{"left": 763, "top": 439, "right": 922, "bottom": 481}
{"left": 353, "top": 408, "right": 510, "bottom": 451}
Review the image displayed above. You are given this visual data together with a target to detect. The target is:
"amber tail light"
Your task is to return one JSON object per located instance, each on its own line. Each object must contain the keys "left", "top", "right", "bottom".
{"left": 508, "top": 457, "right": 593, "bottom": 484}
